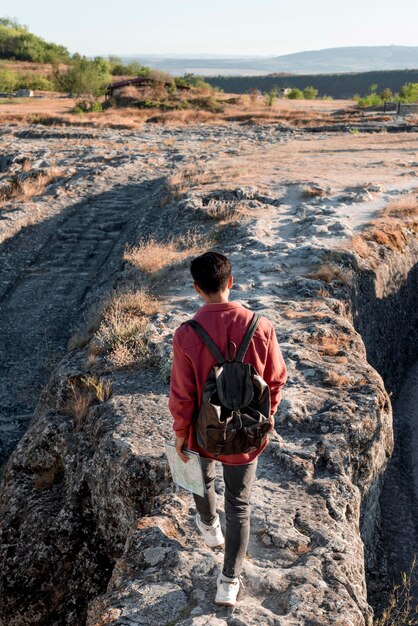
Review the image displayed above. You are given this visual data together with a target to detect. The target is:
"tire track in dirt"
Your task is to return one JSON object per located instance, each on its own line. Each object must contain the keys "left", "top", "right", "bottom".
{"left": 0, "top": 173, "right": 163, "bottom": 464}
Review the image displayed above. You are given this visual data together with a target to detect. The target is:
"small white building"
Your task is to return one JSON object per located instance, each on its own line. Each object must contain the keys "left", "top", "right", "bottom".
{"left": 15, "top": 89, "right": 34, "bottom": 98}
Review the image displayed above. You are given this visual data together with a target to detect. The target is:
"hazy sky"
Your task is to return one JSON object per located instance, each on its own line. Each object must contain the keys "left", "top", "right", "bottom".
{"left": 7, "top": 0, "right": 418, "bottom": 57}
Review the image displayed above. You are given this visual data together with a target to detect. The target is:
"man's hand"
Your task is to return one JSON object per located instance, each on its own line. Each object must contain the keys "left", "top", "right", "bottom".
{"left": 175, "top": 435, "right": 189, "bottom": 463}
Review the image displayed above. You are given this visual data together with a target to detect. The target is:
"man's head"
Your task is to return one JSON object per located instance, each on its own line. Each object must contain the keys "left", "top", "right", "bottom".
{"left": 190, "top": 251, "right": 233, "bottom": 303}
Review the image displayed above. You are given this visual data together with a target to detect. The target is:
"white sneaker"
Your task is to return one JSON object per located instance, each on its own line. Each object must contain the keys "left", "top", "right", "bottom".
{"left": 195, "top": 513, "right": 224, "bottom": 548}
{"left": 215, "top": 573, "right": 241, "bottom": 606}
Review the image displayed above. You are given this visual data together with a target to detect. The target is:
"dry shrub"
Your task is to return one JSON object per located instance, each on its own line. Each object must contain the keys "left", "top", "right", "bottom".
{"left": 374, "top": 555, "right": 418, "bottom": 626}
{"left": 166, "top": 163, "right": 217, "bottom": 199}
{"left": 382, "top": 192, "right": 418, "bottom": 219}
{"left": 305, "top": 264, "right": 352, "bottom": 284}
{"left": 302, "top": 185, "right": 326, "bottom": 198}
{"left": 63, "top": 375, "right": 112, "bottom": 431}
{"left": 363, "top": 222, "right": 408, "bottom": 252}
{"left": 124, "top": 234, "right": 203, "bottom": 274}
{"left": 146, "top": 109, "right": 215, "bottom": 125}
{"left": 350, "top": 234, "right": 373, "bottom": 258}
{"left": 205, "top": 201, "right": 245, "bottom": 222}
{"left": 283, "top": 309, "right": 327, "bottom": 320}
{"left": 323, "top": 371, "right": 351, "bottom": 387}
{"left": 96, "top": 288, "right": 160, "bottom": 368}
{"left": 165, "top": 163, "right": 246, "bottom": 203}
{"left": 307, "top": 334, "right": 351, "bottom": 356}
{"left": 0, "top": 168, "right": 63, "bottom": 206}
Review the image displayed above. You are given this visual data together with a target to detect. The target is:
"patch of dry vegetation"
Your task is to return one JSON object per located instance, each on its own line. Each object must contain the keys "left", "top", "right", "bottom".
{"left": 307, "top": 333, "right": 351, "bottom": 356}
{"left": 63, "top": 375, "right": 112, "bottom": 431}
{"left": 374, "top": 556, "right": 418, "bottom": 626}
{"left": 382, "top": 191, "right": 418, "bottom": 220}
{"left": 302, "top": 184, "right": 326, "bottom": 198}
{"left": 124, "top": 233, "right": 204, "bottom": 274}
{"left": 164, "top": 163, "right": 248, "bottom": 204}
{"left": 349, "top": 191, "right": 418, "bottom": 260}
{"left": 323, "top": 370, "right": 352, "bottom": 387}
{"left": 0, "top": 168, "right": 63, "bottom": 207}
{"left": 95, "top": 288, "right": 160, "bottom": 368}
{"left": 305, "top": 263, "right": 352, "bottom": 284}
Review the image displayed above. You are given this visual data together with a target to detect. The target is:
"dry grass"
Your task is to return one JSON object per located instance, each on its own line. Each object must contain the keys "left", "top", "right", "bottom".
{"left": 0, "top": 94, "right": 360, "bottom": 129}
{"left": 302, "top": 185, "right": 326, "bottom": 198}
{"left": 283, "top": 309, "right": 328, "bottom": 320}
{"left": 363, "top": 222, "right": 409, "bottom": 253}
{"left": 63, "top": 375, "right": 112, "bottom": 431}
{"left": 349, "top": 191, "right": 418, "bottom": 260}
{"left": 164, "top": 163, "right": 248, "bottom": 205}
{"left": 96, "top": 288, "right": 160, "bottom": 368}
{"left": 323, "top": 371, "right": 352, "bottom": 387}
{"left": 305, "top": 263, "right": 352, "bottom": 284}
{"left": 374, "top": 555, "right": 418, "bottom": 625}
{"left": 124, "top": 233, "right": 204, "bottom": 274}
{"left": 0, "top": 168, "right": 63, "bottom": 207}
{"left": 307, "top": 333, "right": 351, "bottom": 356}
{"left": 165, "top": 163, "right": 219, "bottom": 199}
{"left": 382, "top": 192, "right": 418, "bottom": 219}
{"left": 349, "top": 234, "right": 374, "bottom": 259}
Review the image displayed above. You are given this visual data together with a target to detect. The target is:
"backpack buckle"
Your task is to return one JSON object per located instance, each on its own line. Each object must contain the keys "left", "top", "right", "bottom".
{"left": 233, "top": 410, "right": 242, "bottom": 430}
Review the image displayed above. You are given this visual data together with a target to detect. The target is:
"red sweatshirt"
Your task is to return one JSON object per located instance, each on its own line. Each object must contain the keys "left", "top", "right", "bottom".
{"left": 168, "top": 301, "right": 288, "bottom": 465}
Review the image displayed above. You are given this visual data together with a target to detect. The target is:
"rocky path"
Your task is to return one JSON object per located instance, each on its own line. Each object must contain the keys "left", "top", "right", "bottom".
{"left": 0, "top": 123, "right": 417, "bottom": 625}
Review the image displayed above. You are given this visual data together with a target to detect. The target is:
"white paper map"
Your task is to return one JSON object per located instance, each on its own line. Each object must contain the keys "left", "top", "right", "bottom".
{"left": 165, "top": 443, "right": 206, "bottom": 497}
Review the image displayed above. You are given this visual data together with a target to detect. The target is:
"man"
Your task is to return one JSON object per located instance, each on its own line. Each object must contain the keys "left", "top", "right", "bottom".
{"left": 169, "top": 251, "right": 288, "bottom": 606}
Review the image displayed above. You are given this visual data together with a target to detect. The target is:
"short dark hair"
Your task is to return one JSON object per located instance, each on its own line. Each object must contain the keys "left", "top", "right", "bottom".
{"left": 190, "top": 251, "right": 232, "bottom": 294}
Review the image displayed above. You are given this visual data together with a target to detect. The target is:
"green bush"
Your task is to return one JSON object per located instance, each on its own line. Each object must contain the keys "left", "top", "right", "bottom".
{"left": 73, "top": 99, "right": 103, "bottom": 113}
{"left": 303, "top": 86, "right": 318, "bottom": 99}
{"left": 0, "top": 68, "right": 16, "bottom": 92}
{"left": 287, "top": 88, "right": 304, "bottom": 99}
{"left": 355, "top": 92, "right": 384, "bottom": 107}
{"left": 399, "top": 82, "right": 418, "bottom": 103}
{"left": 16, "top": 73, "right": 54, "bottom": 91}
{"left": 107, "top": 56, "right": 151, "bottom": 77}
{"left": 177, "top": 73, "right": 214, "bottom": 90}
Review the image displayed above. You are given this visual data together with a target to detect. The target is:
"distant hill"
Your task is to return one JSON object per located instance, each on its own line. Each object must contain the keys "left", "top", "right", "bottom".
{"left": 123, "top": 46, "right": 418, "bottom": 76}
{"left": 205, "top": 69, "right": 418, "bottom": 99}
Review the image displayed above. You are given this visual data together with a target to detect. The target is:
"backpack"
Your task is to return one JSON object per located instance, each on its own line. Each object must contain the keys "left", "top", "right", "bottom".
{"left": 181, "top": 313, "right": 271, "bottom": 457}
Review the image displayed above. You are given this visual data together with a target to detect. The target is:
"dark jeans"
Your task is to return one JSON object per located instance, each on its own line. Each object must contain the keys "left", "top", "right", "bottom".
{"left": 193, "top": 457, "right": 258, "bottom": 578}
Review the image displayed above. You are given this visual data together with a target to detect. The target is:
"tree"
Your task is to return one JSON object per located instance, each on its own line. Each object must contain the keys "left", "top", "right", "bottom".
{"left": 380, "top": 87, "right": 393, "bottom": 101}
{"left": 265, "top": 86, "right": 278, "bottom": 106}
{"left": 303, "top": 86, "right": 318, "bottom": 99}
{"left": 54, "top": 57, "right": 110, "bottom": 107}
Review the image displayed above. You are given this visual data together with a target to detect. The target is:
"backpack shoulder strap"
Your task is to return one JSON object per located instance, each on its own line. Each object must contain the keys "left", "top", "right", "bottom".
{"left": 181, "top": 320, "right": 224, "bottom": 364}
{"left": 236, "top": 313, "right": 261, "bottom": 362}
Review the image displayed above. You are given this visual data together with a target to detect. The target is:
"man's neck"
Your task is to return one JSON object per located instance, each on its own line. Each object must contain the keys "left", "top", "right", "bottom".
{"left": 202, "top": 293, "right": 230, "bottom": 304}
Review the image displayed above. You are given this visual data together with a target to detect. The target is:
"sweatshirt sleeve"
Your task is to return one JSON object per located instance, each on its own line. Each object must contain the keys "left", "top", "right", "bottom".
{"left": 168, "top": 330, "right": 198, "bottom": 439}
{"left": 263, "top": 324, "right": 288, "bottom": 416}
